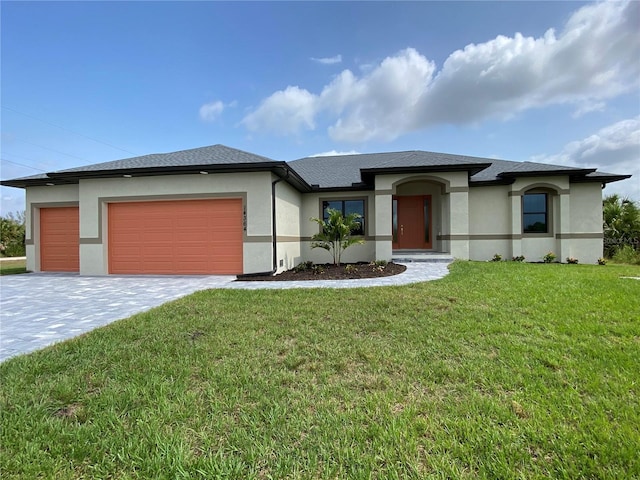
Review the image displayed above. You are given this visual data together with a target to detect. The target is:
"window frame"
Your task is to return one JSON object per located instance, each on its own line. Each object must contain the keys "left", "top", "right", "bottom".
{"left": 319, "top": 197, "right": 367, "bottom": 237}
{"left": 522, "top": 192, "right": 549, "bottom": 234}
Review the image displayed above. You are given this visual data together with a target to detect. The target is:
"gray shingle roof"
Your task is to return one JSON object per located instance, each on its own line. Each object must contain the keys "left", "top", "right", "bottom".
{"left": 288, "top": 151, "right": 493, "bottom": 188}
{"left": 469, "top": 159, "right": 593, "bottom": 183}
{"left": 54, "top": 144, "right": 278, "bottom": 174}
{"left": 1, "top": 173, "right": 50, "bottom": 181}
{"left": 287, "top": 151, "right": 599, "bottom": 188}
{"left": 1, "top": 144, "right": 630, "bottom": 189}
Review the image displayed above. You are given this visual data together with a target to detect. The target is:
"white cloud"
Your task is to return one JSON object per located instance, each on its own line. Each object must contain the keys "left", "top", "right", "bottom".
{"left": 199, "top": 101, "right": 224, "bottom": 122}
{"left": 534, "top": 117, "right": 640, "bottom": 200}
{"left": 241, "top": 1, "right": 640, "bottom": 142}
{"left": 242, "top": 86, "right": 317, "bottom": 135}
{"left": 311, "top": 54, "right": 342, "bottom": 65}
{"left": 416, "top": 0, "right": 639, "bottom": 127}
{"left": 310, "top": 150, "right": 360, "bottom": 157}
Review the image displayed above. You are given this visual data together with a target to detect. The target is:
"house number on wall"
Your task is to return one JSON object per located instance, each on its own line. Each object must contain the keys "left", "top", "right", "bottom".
{"left": 243, "top": 206, "right": 247, "bottom": 232}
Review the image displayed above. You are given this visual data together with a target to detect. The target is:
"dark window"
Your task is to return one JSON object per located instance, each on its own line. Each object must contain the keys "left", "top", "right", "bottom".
{"left": 523, "top": 193, "right": 548, "bottom": 233}
{"left": 322, "top": 199, "right": 365, "bottom": 235}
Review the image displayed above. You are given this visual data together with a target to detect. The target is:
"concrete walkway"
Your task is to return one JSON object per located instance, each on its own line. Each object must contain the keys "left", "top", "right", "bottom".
{"left": 0, "top": 262, "right": 450, "bottom": 362}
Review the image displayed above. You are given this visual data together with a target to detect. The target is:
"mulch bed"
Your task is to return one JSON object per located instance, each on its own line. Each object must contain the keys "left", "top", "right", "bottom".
{"left": 237, "top": 262, "right": 407, "bottom": 282}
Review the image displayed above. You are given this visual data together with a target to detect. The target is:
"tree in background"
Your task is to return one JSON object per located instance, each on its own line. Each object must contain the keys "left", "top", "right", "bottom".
{"left": 0, "top": 211, "right": 26, "bottom": 257}
{"left": 310, "top": 208, "right": 364, "bottom": 266}
{"left": 603, "top": 195, "right": 640, "bottom": 259}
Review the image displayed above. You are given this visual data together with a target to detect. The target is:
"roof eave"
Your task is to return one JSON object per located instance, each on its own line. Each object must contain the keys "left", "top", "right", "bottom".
{"left": 360, "top": 163, "right": 493, "bottom": 183}
{"left": 469, "top": 178, "right": 516, "bottom": 187}
{"left": 573, "top": 174, "right": 632, "bottom": 185}
{"left": 497, "top": 168, "right": 597, "bottom": 179}
{"left": 0, "top": 178, "right": 78, "bottom": 188}
{"left": 47, "top": 161, "right": 284, "bottom": 179}
{"left": 3, "top": 162, "right": 313, "bottom": 192}
{"left": 310, "top": 184, "right": 375, "bottom": 193}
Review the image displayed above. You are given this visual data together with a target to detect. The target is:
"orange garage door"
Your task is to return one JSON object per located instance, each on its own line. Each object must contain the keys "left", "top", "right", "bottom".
{"left": 40, "top": 206, "right": 80, "bottom": 272}
{"left": 108, "top": 199, "right": 243, "bottom": 274}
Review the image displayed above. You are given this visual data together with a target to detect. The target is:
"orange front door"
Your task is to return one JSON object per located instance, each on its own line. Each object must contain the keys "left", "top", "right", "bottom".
{"left": 108, "top": 199, "right": 243, "bottom": 275}
{"left": 393, "top": 195, "right": 432, "bottom": 250}
{"left": 40, "top": 206, "right": 80, "bottom": 272}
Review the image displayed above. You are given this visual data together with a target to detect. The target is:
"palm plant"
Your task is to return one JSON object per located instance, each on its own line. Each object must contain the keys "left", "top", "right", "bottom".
{"left": 603, "top": 194, "right": 640, "bottom": 257}
{"left": 310, "top": 208, "right": 364, "bottom": 266}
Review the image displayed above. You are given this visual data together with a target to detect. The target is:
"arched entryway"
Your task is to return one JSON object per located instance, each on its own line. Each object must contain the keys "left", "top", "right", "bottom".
{"left": 392, "top": 178, "right": 449, "bottom": 253}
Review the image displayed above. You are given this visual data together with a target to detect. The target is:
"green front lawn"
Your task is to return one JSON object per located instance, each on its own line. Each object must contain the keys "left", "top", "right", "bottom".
{"left": 0, "top": 258, "right": 27, "bottom": 275}
{"left": 1, "top": 262, "right": 639, "bottom": 478}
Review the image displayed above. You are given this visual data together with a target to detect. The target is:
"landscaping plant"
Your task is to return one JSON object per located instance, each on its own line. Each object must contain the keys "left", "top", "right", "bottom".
{"left": 310, "top": 208, "right": 364, "bottom": 266}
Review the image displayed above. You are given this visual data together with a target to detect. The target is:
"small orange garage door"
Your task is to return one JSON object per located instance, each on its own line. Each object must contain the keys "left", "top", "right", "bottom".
{"left": 108, "top": 199, "right": 243, "bottom": 274}
{"left": 40, "top": 206, "right": 80, "bottom": 272}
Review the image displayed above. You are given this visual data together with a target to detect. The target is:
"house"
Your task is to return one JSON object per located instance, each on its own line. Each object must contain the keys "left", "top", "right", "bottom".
{"left": 1, "top": 144, "right": 631, "bottom": 275}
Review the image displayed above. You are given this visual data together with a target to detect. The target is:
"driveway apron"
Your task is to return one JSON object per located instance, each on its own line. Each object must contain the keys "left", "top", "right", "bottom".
{"left": 0, "top": 273, "right": 234, "bottom": 362}
{"left": 0, "top": 263, "right": 450, "bottom": 362}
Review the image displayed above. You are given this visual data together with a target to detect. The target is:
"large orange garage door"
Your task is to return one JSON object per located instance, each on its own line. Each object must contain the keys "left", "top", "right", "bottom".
{"left": 40, "top": 206, "right": 80, "bottom": 272}
{"left": 108, "top": 199, "right": 243, "bottom": 275}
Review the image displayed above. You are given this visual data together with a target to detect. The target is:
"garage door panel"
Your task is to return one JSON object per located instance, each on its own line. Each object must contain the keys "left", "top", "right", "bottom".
{"left": 40, "top": 207, "right": 79, "bottom": 272}
{"left": 109, "top": 199, "right": 243, "bottom": 274}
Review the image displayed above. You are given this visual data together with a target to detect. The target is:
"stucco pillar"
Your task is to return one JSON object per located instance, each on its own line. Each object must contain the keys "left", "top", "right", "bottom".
{"left": 374, "top": 192, "right": 393, "bottom": 261}
{"left": 510, "top": 193, "right": 522, "bottom": 258}
{"left": 25, "top": 203, "right": 38, "bottom": 272}
{"left": 449, "top": 190, "right": 469, "bottom": 259}
{"left": 558, "top": 193, "right": 571, "bottom": 261}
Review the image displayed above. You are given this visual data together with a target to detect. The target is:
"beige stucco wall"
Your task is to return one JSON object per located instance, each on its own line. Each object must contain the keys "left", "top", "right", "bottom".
{"left": 275, "top": 179, "right": 302, "bottom": 272}
{"left": 299, "top": 191, "right": 376, "bottom": 264}
{"left": 428, "top": 176, "right": 603, "bottom": 263}
{"left": 24, "top": 184, "right": 80, "bottom": 272}
{"left": 569, "top": 183, "right": 603, "bottom": 233}
{"left": 469, "top": 186, "right": 511, "bottom": 234}
{"left": 567, "top": 183, "right": 604, "bottom": 263}
{"left": 76, "top": 172, "right": 274, "bottom": 275}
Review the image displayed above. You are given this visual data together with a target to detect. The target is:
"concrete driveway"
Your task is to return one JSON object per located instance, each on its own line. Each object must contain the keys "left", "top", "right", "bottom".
{"left": 0, "top": 273, "right": 235, "bottom": 362}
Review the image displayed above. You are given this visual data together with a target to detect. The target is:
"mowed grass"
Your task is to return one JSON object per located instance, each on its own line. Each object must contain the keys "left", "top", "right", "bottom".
{"left": 1, "top": 262, "right": 639, "bottom": 479}
{"left": 0, "top": 258, "right": 27, "bottom": 275}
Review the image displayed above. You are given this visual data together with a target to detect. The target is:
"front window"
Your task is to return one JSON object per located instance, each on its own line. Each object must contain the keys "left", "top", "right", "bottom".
{"left": 523, "top": 193, "right": 548, "bottom": 233}
{"left": 322, "top": 199, "right": 365, "bottom": 235}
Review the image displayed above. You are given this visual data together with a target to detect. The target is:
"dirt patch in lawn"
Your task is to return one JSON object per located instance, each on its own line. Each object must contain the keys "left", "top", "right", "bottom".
{"left": 238, "top": 262, "right": 407, "bottom": 282}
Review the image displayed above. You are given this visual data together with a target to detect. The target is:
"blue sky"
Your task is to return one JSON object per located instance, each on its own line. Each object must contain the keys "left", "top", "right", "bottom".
{"left": 1, "top": 1, "right": 639, "bottom": 215}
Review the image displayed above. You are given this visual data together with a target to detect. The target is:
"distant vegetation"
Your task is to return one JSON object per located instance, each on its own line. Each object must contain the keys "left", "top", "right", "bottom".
{"left": 0, "top": 211, "right": 25, "bottom": 257}
{"left": 604, "top": 195, "right": 640, "bottom": 264}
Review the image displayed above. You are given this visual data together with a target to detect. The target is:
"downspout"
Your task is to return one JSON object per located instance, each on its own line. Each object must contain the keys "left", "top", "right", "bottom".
{"left": 237, "top": 169, "right": 289, "bottom": 278}
{"left": 270, "top": 175, "right": 285, "bottom": 273}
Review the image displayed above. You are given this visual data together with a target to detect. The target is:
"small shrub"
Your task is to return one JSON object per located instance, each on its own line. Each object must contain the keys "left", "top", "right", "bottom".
{"left": 597, "top": 257, "right": 607, "bottom": 266}
{"left": 543, "top": 252, "right": 557, "bottom": 263}
{"left": 344, "top": 264, "right": 358, "bottom": 274}
{"left": 566, "top": 257, "right": 579, "bottom": 264}
{"left": 311, "top": 265, "right": 325, "bottom": 275}
{"left": 512, "top": 255, "right": 525, "bottom": 262}
{"left": 491, "top": 254, "right": 502, "bottom": 262}
{"left": 294, "top": 261, "right": 313, "bottom": 273}
{"left": 612, "top": 245, "right": 640, "bottom": 265}
{"left": 369, "top": 261, "right": 386, "bottom": 273}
